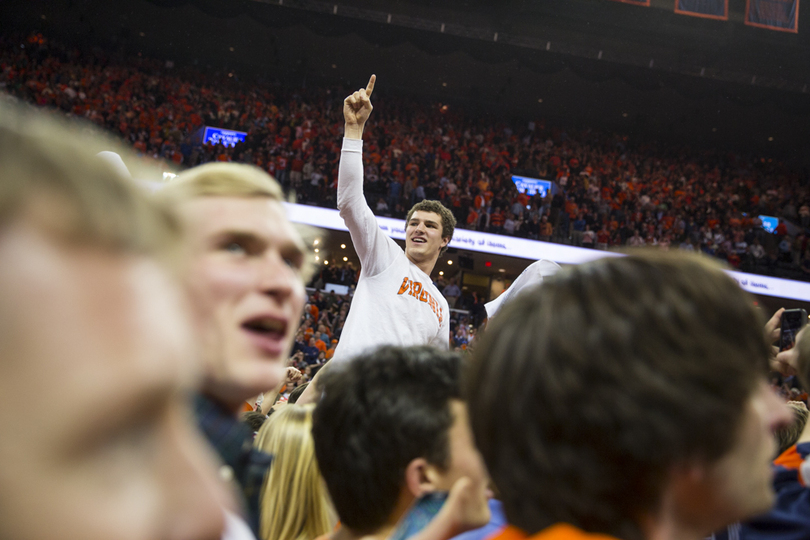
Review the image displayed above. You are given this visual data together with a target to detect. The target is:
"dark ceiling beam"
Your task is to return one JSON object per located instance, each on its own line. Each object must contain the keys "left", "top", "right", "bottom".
{"left": 248, "top": 0, "right": 810, "bottom": 94}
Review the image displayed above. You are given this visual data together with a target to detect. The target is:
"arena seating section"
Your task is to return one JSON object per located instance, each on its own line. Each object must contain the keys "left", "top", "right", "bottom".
{"left": 4, "top": 32, "right": 810, "bottom": 283}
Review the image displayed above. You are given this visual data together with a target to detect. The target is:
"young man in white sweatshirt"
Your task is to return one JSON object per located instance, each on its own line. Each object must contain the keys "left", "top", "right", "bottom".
{"left": 301, "top": 75, "right": 456, "bottom": 403}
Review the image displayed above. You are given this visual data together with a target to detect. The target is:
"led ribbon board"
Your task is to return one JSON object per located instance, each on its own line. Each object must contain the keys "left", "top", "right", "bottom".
{"left": 284, "top": 203, "right": 810, "bottom": 302}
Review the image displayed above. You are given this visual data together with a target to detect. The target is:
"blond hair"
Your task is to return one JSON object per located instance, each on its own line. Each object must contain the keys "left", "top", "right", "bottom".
{"left": 159, "top": 162, "right": 319, "bottom": 282}
{"left": 254, "top": 404, "right": 335, "bottom": 540}
{"left": 776, "top": 402, "right": 809, "bottom": 457}
{"left": 0, "top": 99, "right": 181, "bottom": 262}
{"left": 160, "top": 162, "right": 284, "bottom": 201}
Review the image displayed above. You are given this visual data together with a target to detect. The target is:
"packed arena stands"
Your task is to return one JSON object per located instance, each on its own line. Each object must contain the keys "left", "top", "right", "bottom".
{"left": 5, "top": 32, "right": 810, "bottom": 390}
{"left": 3, "top": 32, "right": 810, "bottom": 284}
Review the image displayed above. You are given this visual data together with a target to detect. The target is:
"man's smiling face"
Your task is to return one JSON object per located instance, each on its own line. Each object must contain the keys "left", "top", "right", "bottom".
{"left": 405, "top": 210, "right": 448, "bottom": 266}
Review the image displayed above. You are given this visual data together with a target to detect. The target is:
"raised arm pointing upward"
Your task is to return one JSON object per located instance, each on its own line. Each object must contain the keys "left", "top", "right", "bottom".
{"left": 339, "top": 75, "right": 455, "bottom": 276}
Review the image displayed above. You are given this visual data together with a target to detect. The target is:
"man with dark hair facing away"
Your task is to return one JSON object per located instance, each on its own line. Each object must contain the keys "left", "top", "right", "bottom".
{"left": 466, "top": 251, "right": 791, "bottom": 540}
{"left": 312, "top": 346, "right": 490, "bottom": 540}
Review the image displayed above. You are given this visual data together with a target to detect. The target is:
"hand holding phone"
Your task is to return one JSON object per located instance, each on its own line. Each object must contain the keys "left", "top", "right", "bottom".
{"left": 780, "top": 309, "right": 808, "bottom": 352}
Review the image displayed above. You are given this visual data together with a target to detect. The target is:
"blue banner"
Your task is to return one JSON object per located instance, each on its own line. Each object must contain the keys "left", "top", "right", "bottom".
{"left": 759, "top": 215, "right": 779, "bottom": 233}
{"left": 745, "top": 0, "right": 799, "bottom": 32}
{"left": 202, "top": 126, "right": 247, "bottom": 147}
{"left": 511, "top": 175, "right": 552, "bottom": 198}
{"left": 675, "top": 0, "right": 728, "bottom": 19}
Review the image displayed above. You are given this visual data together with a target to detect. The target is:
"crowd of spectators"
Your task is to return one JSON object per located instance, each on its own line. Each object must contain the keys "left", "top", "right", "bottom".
{"left": 3, "top": 33, "right": 810, "bottom": 280}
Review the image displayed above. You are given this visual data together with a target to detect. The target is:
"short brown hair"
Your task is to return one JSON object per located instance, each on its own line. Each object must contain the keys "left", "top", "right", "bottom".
{"left": 466, "top": 251, "right": 769, "bottom": 540}
{"left": 406, "top": 200, "right": 456, "bottom": 255}
{"left": 0, "top": 100, "right": 181, "bottom": 261}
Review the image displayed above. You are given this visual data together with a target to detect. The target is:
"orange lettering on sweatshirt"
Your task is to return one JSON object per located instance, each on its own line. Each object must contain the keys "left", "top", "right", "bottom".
{"left": 396, "top": 277, "right": 444, "bottom": 324}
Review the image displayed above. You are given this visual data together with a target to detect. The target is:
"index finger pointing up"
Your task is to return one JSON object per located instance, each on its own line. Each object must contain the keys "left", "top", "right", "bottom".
{"left": 366, "top": 74, "right": 376, "bottom": 98}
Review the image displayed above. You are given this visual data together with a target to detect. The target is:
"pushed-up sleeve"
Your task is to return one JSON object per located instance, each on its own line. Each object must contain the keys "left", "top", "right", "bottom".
{"left": 337, "top": 138, "right": 401, "bottom": 277}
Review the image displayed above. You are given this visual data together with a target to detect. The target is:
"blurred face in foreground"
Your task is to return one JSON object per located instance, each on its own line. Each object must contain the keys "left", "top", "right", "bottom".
{"left": 180, "top": 197, "right": 307, "bottom": 409}
{"left": 678, "top": 380, "right": 791, "bottom": 532}
{"left": 0, "top": 220, "right": 228, "bottom": 540}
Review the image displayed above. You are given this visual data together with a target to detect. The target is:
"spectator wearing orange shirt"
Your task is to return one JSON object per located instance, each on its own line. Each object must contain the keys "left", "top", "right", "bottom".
{"left": 325, "top": 339, "right": 338, "bottom": 360}
{"left": 490, "top": 208, "right": 505, "bottom": 234}
{"left": 539, "top": 215, "right": 553, "bottom": 242}
{"left": 290, "top": 151, "right": 305, "bottom": 190}
{"left": 473, "top": 191, "right": 486, "bottom": 210}
{"left": 308, "top": 302, "right": 320, "bottom": 322}
{"left": 467, "top": 207, "right": 480, "bottom": 230}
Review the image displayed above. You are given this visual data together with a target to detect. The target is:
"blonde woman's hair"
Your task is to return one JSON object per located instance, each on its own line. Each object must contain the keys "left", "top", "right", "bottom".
{"left": 254, "top": 404, "right": 335, "bottom": 540}
{"left": 776, "top": 402, "right": 809, "bottom": 457}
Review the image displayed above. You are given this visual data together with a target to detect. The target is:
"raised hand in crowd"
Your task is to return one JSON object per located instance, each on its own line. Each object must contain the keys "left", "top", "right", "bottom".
{"left": 285, "top": 366, "right": 303, "bottom": 384}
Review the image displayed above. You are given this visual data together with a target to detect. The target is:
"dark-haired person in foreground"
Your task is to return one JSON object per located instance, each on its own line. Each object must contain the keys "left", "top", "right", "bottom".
{"left": 312, "top": 346, "right": 490, "bottom": 540}
{"left": 301, "top": 76, "right": 456, "bottom": 402}
{"left": 467, "top": 251, "right": 792, "bottom": 540}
